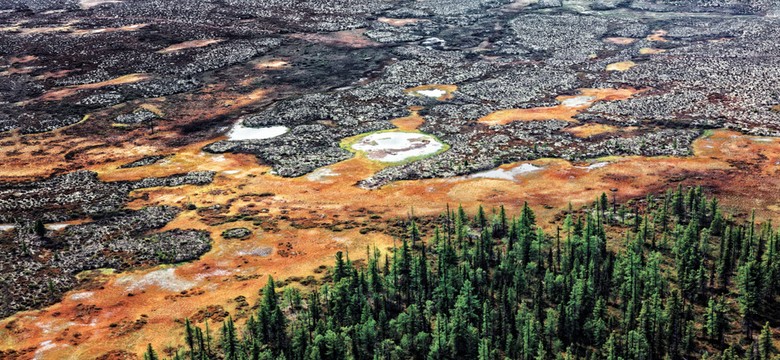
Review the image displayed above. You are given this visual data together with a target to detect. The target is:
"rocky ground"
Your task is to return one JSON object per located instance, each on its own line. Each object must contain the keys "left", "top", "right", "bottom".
{"left": 0, "top": 171, "right": 215, "bottom": 318}
{"left": 200, "top": 0, "right": 780, "bottom": 186}
{"left": 2, "top": 0, "right": 780, "bottom": 327}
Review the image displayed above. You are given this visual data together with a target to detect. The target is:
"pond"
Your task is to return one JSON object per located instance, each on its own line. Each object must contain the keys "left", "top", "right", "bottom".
{"left": 227, "top": 122, "right": 289, "bottom": 141}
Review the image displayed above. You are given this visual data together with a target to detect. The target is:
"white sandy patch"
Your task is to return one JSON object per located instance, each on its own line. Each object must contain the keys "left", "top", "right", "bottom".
{"left": 34, "top": 340, "right": 58, "bottom": 360}
{"left": 116, "top": 268, "right": 196, "bottom": 292}
{"left": 45, "top": 223, "right": 71, "bottom": 230}
{"left": 256, "top": 59, "right": 289, "bottom": 69}
{"left": 470, "top": 163, "right": 542, "bottom": 181}
{"left": 222, "top": 170, "right": 241, "bottom": 175}
{"left": 306, "top": 167, "right": 339, "bottom": 182}
{"left": 206, "top": 154, "right": 226, "bottom": 162}
{"left": 36, "top": 320, "right": 75, "bottom": 335}
{"left": 561, "top": 96, "right": 596, "bottom": 107}
{"left": 228, "top": 122, "right": 289, "bottom": 141}
{"left": 0, "top": 224, "right": 16, "bottom": 231}
{"left": 576, "top": 162, "right": 609, "bottom": 170}
{"left": 352, "top": 132, "right": 445, "bottom": 162}
{"left": 194, "top": 269, "right": 233, "bottom": 281}
{"left": 237, "top": 247, "right": 274, "bottom": 257}
{"left": 69, "top": 291, "right": 94, "bottom": 301}
{"left": 80, "top": 0, "right": 123, "bottom": 9}
{"left": 752, "top": 137, "right": 774, "bottom": 143}
{"left": 159, "top": 39, "right": 223, "bottom": 54}
{"left": 415, "top": 89, "right": 447, "bottom": 98}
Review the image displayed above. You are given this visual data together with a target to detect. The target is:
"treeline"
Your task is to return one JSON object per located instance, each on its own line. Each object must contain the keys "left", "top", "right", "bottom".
{"left": 144, "top": 186, "right": 779, "bottom": 360}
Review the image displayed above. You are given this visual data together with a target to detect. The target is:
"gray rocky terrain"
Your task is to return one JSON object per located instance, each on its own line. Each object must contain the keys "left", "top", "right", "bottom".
{"left": 3, "top": 0, "right": 780, "bottom": 186}
{"left": 0, "top": 171, "right": 215, "bottom": 317}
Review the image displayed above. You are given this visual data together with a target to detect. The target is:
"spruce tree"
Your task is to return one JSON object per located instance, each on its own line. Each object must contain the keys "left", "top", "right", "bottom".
{"left": 759, "top": 322, "right": 775, "bottom": 360}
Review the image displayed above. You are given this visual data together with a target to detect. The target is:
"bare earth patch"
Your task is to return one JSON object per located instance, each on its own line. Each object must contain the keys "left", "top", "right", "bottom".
{"left": 80, "top": 0, "right": 124, "bottom": 9}
{"left": 478, "top": 88, "right": 640, "bottom": 125}
{"left": 564, "top": 124, "right": 626, "bottom": 138}
{"left": 38, "top": 73, "right": 150, "bottom": 102}
{"left": 606, "top": 61, "right": 636, "bottom": 72}
{"left": 158, "top": 39, "right": 223, "bottom": 54}
{"left": 640, "top": 47, "right": 667, "bottom": 55}
{"left": 288, "top": 29, "right": 379, "bottom": 48}
{"left": 377, "top": 17, "right": 426, "bottom": 26}
{"left": 604, "top": 37, "right": 637, "bottom": 45}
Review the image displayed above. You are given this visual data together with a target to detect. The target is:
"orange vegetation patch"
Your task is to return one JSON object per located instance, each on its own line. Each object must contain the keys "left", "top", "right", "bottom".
{"left": 404, "top": 84, "right": 458, "bottom": 101}
{"left": 0, "top": 83, "right": 276, "bottom": 181}
{"left": 254, "top": 59, "right": 290, "bottom": 70}
{"left": 604, "top": 37, "right": 637, "bottom": 45}
{"left": 7, "top": 66, "right": 37, "bottom": 75}
{"left": 606, "top": 61, "right": 636, "bottom": 72}
{"left": 219, "top": 88, "right": 270, "bottom": 108}
{"left": 647, "top": 29, "right": 668, "bottom": 42}
{"left": 377, "top": 17, "right": 426, "bottom": 26}
{"left": 771, "top": 105, "right": 780, "bottom": 113}
{"left": 9, "top": 55, "right": 37, "bottom": 64}
{"left": 0, "top": 224, "right": 394, "bottom": 359}
{"left": 37, "top": 73, "right": 150, "bottom": 102}
{"left": 478, "top": 87, "right": 641, "bottom": 126}
{"left": 34, "top": 69, "right": 76, "bottom": 80}
{"left": 564, "top": 123, "right": 624, "bottom": 138}
{"left": 69, "top": 23, "right": 146, "bottom": 36}
{"left": 158, "top": 39, "right": 223, "bottom": 54}
{"left": 640, "top": 47, "right": 666, "bottom": 55}
{"left": 391, "top": 109, "right": 426, "bottom": 131}
{"left": 288, "top": 29, "right": 378, "bottom": 48}
{"left": 3, "top": 129, "right": 780, "bottom": 358}
{"left": 0, "top": 21, "right": 80, "bottom": 35}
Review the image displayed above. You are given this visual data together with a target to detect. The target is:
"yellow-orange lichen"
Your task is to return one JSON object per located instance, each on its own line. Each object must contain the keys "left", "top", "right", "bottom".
{"left": 639, "top": 47, "right": 666, "bottom": 55}
{"left": 4, "top": 129, "right": 780, "bottom": 358}
{"left": 647, "top": 29, "right": 668, "bottom": 42}
{"left": 478, "top": 88, "right": 640, "bottom": 126}
{"left": 158, "top": 39, "right": 223, "bottom": 54}
{"left": 606, "top": 61, "right": 636, "bottom": 72}
{"left": 604, "top": 37, "right": 637, "bottom": 45}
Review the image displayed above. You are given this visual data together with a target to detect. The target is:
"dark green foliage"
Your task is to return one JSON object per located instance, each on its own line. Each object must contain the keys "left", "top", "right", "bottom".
{"left": 144, "top": 343, "right": 160, "bottom": 360}
{"left": 144, "top": 187, "right": 780, "bottom": 360}
{"left": 34, "top": 219, "right": 46, "bottom": 237}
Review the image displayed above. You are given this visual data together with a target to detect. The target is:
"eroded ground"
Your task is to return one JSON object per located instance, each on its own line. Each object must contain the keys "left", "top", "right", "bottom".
{"left": 2, "top": 0, "right": 780, "bottom": 358}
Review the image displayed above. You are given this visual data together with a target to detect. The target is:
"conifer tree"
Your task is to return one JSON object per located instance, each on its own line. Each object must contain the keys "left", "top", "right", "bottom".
{"left": 256, "top": 276, "right": 288, "bottom": 353}
{"left": 144, "top": 343, "right": 160, "bottom": 360}
{"left": 759, "top": 322, "right": 775, "bottom": 360}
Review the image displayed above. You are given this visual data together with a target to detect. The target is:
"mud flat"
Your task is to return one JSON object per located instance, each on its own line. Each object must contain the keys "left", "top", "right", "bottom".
{"left": 469, "top": 163, "right": 542, "bottom": 181}
{"left": 348, "top": 131, "right": 447, "bottom": 163}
